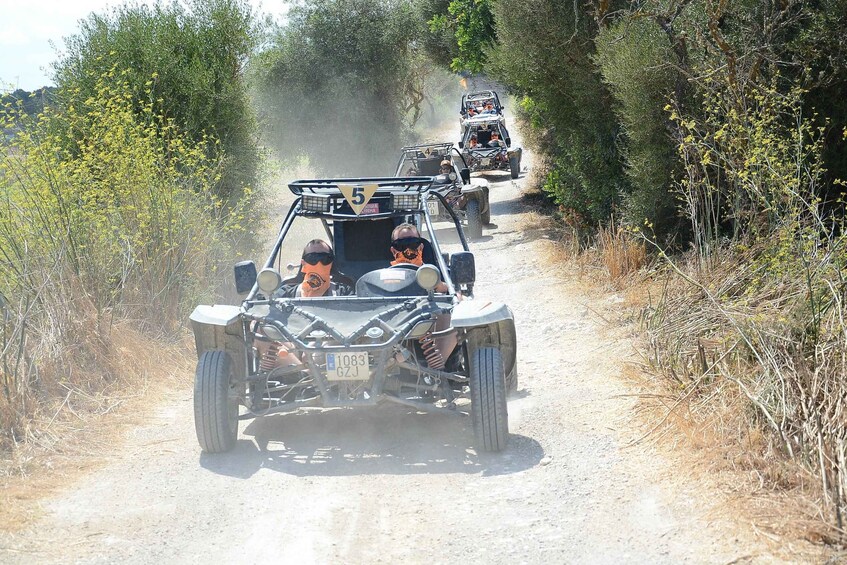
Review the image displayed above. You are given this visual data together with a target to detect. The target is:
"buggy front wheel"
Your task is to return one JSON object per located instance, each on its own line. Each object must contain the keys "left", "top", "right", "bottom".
{"left": 194, "top": 350, "right": 239, "bottom": 453}
{"left": 469, "top": 347, "right": 509, "bottom": 452}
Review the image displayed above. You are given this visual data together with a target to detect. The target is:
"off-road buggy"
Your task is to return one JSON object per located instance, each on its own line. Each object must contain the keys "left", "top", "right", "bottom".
{"left": 394, "top": 143, "right": 490, "bottom": 239}
{"left": 459, "top": 90, "right": 509, "bottom": 137}
{"left": 189, "top": 177, "right": 518, "bottom": 454}
{"left": 460, "top": 116, "right": 522, "bottom": 179}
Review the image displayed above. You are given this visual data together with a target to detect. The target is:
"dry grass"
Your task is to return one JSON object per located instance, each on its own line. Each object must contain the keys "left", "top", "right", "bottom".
{"left": 0, "top": 323, "right": 193, "bottom": 531}
{"left": 628, "top": 239, "right": 847, "bottom": 547}
{"left": 596, "top": 223, "right": 648, "bottom": 282}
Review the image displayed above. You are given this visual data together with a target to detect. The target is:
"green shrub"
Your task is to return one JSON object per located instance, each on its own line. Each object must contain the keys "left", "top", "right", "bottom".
{"left": 0, "top": 71, "right": 247, "bottom": 449}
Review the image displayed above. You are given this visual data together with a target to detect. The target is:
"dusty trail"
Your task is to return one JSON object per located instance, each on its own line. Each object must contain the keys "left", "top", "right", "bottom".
{"left": 0, "top": 147, "right": 781, "bottom": 563}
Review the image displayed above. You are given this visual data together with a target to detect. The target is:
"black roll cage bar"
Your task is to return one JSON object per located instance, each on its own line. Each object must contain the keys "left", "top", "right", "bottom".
{"left": 461, "top": 90, "right": 502, "bottom": 113}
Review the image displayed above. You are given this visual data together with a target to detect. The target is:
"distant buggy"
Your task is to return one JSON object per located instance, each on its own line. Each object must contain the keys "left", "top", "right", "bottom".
{"left": 394, "top": 143, "right": 490, "bottom": 239}
{"left": 460, "top": 116, "right": 522, "bottom": 179}
{"left": 189, "top": 177, "right": 518, "bottom": 454}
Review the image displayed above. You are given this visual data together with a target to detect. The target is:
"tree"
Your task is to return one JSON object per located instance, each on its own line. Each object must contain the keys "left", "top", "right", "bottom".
{"left": 52, "top": 0, "right": 260, "bottom": 202}
{"left": 487, "top": 0, "right": 627, "bottom": 231}
{"left": 253, "top": 0, "right": 424, "bottom": 176}
{"left": 428, "top": 0, "right": 495, "bottom": 73}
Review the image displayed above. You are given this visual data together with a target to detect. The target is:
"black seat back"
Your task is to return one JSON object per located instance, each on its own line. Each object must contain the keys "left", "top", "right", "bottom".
{"left": 417, "top": 157, "right": 442, "bottom": 176}
{"left": 333, "top": 218, "right": 398, "bottom": 282}
{"left": 476, "top": 130, "right": 492, "bottom": 146}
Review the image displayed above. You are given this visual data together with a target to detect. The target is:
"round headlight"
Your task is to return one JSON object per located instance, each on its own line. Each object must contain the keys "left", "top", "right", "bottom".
{"left": 416, "top": 264, "right": 440, "bottom": 291}
{"left": 257, "top": 268, "right": 282, "bottom": 294}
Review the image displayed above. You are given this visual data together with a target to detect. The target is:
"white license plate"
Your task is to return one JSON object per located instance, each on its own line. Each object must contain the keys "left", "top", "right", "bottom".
{"left": 427, "top": 199, "right": 440, "bottom": 216}
{"left": 480, "top": 158, "right": 491, "bottom": 167}
{"left": 326, "top": 352, "right": 370, "bottom": 381}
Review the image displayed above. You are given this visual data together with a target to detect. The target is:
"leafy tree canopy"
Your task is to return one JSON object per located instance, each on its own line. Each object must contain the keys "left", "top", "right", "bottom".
{"left": 52, "top": 0, "right": 260, "bottom": 201}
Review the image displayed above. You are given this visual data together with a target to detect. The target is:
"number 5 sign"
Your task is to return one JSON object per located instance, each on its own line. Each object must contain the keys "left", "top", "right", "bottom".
{"left": 338, "top": 184, "right": 378, "bottom": 215}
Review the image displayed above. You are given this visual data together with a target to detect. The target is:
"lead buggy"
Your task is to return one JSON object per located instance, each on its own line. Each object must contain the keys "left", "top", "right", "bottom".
{"left": 189, "top": 177, "right": 518, "bottom": 454}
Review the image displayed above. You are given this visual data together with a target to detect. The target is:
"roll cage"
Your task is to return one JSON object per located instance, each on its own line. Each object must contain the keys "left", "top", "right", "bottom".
{"left": 393, "top": 144, "right": 470, "bottom": 179}
{"left": 247, "top": 177, "right": 473, "bottom": 302}
{"left": 460, "top": 117, "right": 510, "bottom": 150}
{"left": 461, "top": 90, "right": 503, "bottom": 115}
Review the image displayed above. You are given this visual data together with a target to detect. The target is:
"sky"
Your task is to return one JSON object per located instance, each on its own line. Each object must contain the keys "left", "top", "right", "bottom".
{"left": 0, "top": 0, "right": 289, "bottom": 92}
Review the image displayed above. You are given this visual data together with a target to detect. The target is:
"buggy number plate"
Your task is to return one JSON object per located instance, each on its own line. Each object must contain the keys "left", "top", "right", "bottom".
{"left": 480, "top": 158, "right": 491, "bottom": 167}
{"left": 427, "top": 199, "right": 440, "bottom": 216}
{"left": 326, "top": 352, "right": 370, "bottom": 381}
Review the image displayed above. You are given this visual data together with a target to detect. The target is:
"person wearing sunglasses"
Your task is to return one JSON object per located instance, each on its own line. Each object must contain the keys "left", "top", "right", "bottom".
{"left": 278, "top": 239, "right": 352, "bottom": 298}
{"left": 390, "top": 224, "right": 448, "bottom": 293}
{"left": 390, "top": 224, "right": 458, "bottom": 360}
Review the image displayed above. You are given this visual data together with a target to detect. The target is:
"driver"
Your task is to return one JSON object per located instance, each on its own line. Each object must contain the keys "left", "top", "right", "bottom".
{"left": 487, "top": 131, "right": 503, "bottom": 147}
{"left": 439, "top": 159, "right": 453, "bottom": 175}
{"left": 277, "top": 239, "right": 352, "bottom": 298}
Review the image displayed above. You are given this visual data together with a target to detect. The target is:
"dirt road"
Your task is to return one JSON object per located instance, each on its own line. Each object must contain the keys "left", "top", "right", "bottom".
{"left": 0, "top": 153, "right": 781, "bottom": 563}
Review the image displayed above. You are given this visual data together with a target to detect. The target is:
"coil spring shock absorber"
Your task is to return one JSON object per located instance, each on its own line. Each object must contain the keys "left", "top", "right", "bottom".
{"left": 418, "top": 331, "right": 444, "bottom": 370}
{"left": 259, "top": 344, "right": 280, "bottom": 372}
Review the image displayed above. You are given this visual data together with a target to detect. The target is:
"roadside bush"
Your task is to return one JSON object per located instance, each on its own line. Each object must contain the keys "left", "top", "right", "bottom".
{"left": 487, "top": 0, "right": 626, "bottom": 231}
{"left": 53, "top": 0, "right": 260, "bottom": 203}
{"left": 644, "top": 73, "right": 847, "bottom": 537}
{"left": 0, "top": 72, "right": 245, "bottom": 451}
{"left": 595, "top": 17, "right": 681, "bottom": 239}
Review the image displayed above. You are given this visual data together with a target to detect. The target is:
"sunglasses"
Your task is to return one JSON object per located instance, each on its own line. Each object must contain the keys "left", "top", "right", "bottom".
{"left": 302, "top": 251, "right": 334, "bottom": 265}
{"left": 391, "top": 237, "right": 422, "bottom": 252}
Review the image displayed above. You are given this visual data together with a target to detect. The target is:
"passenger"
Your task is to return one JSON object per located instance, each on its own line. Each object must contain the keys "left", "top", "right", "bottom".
{"left": 277, "top": 239, "right": 352, "bottom": 298}
{"left": 483, "top": 102, "right": 496, "bottom": 114}
{"left": 487, "top": 131, "right": 503, "bottom": 147}
{"left": 389, "top": 223, "right": 457, "bottom": 361}
{"left": 468, "top": 135, "right": 479, "bottom": 149}
{"left": 439, "top": 159, "right": 453, "bottom": 175}
{"left": 389, "top": 224, "right": 448, "bottom": 293}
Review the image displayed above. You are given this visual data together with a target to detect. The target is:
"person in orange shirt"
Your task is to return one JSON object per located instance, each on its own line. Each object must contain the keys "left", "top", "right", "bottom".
{"left": 277, "top": 239, "right": 352, "bottom": 298}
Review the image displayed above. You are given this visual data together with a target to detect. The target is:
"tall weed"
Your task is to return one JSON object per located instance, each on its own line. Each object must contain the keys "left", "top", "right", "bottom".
{"left": 0, "top": 71, "right": 248, "bottom": 450}
{"left": 645, "top": 72, "right": 847, "bottom": 537}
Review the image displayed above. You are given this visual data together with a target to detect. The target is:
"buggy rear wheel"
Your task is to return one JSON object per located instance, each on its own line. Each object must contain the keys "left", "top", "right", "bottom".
{"left": 194, "top": 350, "right": 239, "bottom": 453}
{"left": 509, "top": 155, "right": 520, "bottom": 179}
{"left": 466, "top": 198, "right": 483, "bottom": 239}
{"left": 469, "top": 347, "right": 509, "bottom": 452}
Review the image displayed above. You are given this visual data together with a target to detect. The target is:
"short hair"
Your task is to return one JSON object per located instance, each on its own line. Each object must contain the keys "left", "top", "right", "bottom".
{"left": 304, "top": 239, "right": 332, "bottom": 253}
{"left": 391, "top": 223, "right": 419, "bottom": 240}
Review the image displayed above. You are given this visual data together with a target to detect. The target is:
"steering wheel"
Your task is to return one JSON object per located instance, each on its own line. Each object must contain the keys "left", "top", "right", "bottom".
{"left": 389, "top": 263, "right": 419, "bottom": 270}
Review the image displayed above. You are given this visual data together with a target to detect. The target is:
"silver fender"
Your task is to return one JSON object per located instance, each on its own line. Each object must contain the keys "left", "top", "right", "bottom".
{"left": 452, "top": 300, "right": 517, "bottom": 380}
{"left": 460, "top": 178, "right": 489, "bottom": 195}
{"left": 452, "top": 300, "right": 512, "bottom": 327}
{"left": 189, "top": 304, "right": 248, "bottom": 379}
